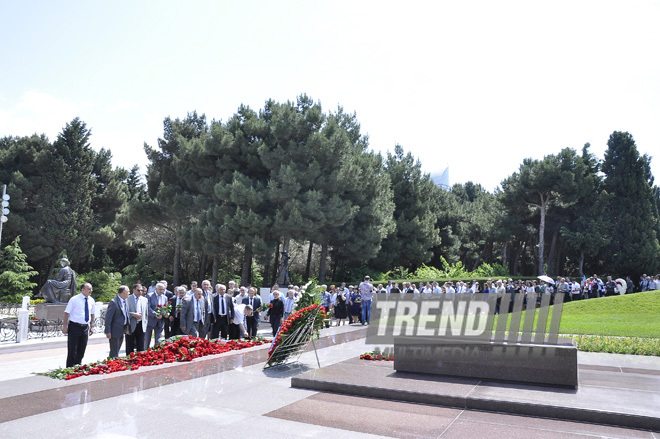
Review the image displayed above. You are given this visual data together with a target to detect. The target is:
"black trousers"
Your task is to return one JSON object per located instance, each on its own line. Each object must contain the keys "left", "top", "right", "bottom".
{"left": 246, "top": 315, "right": 259, "bottom": 338}
{"left": 125, "top": 324, "right": 145, "bottom": 353}
{"left": 229, "top": 323, "right": 240, "bottom": 340}
{"left": 270, "top": 315, "right": 282, "bottom": 337}
{"left": 211, "top": 316, "right": 229, "bottom": 340}
{"left": 66, "top": 322, "right": 89, "bottom": 367}
{"left": 170, "top": 317, "right": 182, "bottom": 337}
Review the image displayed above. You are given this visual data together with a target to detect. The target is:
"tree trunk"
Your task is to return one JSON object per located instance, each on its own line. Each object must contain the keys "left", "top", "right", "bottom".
{"left": 319, "top": 241, "right": 329, "bottom": 282}
{"left": 304, "top": 241, "right": 313, "bottom": 282}
{"left": 471, "top": 255, "right": 481, "bottom": 272}
{"left": 211, "top": 256, "right": 219, "bottom": 286}
{"left": 172, "top": 233, "right": 181, "bottom": 286}
{"left": 241, "top": 244, "right": 252, "bottom": 287}
{"left": 198, "top": 254, "right": 207, "bottom": 284}
{"left": 538, "top": 195, "right": 547, "bottom": 275}
{"left": 578, "top": 250, "right": 585, "bottom": 278}
{"left": 546, "top": 229, "right": 559, "bottom": 277}
{"left": 502, "top": 242, "right": 509, "bottom": 267}
{"left": 262, "top": 263, "right": 270, "bottom": 289}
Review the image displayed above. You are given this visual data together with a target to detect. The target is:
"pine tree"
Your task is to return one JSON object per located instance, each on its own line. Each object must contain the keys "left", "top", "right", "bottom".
{"left": 373, "top": 144, "right": 441, "bottom": 271}
{"left": 601, "top": 132, "right": 660, "bottom": 277}
{"left": 0, "top": 236, "right": 38, "bottom": 301}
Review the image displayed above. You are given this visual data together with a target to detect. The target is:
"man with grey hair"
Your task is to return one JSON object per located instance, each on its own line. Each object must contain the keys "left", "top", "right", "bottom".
{"left": 105, "top": 285, "right": 130, "bottom": 358}
{"left": 181, "top": 288, "right": 209, "bottom": 338}
{"left": 169, "top": 286, "right": 187, "bottom": 336}
{"left": 145, "top": 282, "right": 167, "bottom": 348}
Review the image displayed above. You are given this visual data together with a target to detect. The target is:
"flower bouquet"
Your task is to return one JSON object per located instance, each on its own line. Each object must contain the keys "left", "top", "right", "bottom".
{"left": 156, "top": 303, "right": 172, "bottom": 317}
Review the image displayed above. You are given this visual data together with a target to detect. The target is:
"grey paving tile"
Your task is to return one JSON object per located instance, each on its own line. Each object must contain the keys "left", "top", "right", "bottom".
{"left": 458, "top": 410, "right": 655, "bottom": 438}
{"left": 267, "top": 392, "right": 462, "bottom": 439}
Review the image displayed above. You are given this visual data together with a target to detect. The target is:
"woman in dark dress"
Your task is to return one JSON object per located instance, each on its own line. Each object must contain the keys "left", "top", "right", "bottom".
{"left": 334, "top": 287, "right": 348, "bottom": 326}
{"left": 348, "top": 289, "right": 361, "bottom": 324}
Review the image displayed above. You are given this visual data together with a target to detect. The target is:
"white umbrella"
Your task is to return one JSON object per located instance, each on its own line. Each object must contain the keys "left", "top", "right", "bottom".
{"left": 538, "top": 275, "right": 555, "bottom": 284}
{"left": 615, "top": 278, "right": 627, "bottom": 295}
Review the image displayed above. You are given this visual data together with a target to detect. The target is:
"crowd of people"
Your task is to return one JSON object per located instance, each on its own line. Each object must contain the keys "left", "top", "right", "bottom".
{"left": 316, "top": 273, "right": 660, "bottom": 325}
{"left": 63, "top": 272, "right": 658, "bottom": 367}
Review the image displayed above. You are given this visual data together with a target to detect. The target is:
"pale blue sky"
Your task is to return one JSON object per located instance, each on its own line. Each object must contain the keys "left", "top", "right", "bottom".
{"left": 1, "top": 0, "right": 659, "bottom": 191}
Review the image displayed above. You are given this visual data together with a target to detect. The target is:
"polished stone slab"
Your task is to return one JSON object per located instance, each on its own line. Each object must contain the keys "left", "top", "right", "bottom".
{"left": 393, "top": 336, "right": 578, "bottom": 388}
{"left": 269, "top": 392, "right": 656, "bottom": 439}
{"left": 0, "top": 326, "right": 368, "bottom": 423}
{"left": 291, "top": 357, "right": 660, "bottom": 431}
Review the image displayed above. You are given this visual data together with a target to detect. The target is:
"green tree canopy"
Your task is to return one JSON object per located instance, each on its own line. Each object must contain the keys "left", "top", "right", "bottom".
{"left": 601, "top": 131, "right": 660, "bottom": 277}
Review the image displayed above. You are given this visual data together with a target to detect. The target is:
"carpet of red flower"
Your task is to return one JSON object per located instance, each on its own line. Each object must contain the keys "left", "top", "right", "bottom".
{"left": 266, "top": 304, "right": 326, "bottom": 366}
{"left": 40, "top": 336, "right": 268, "bottom": 380}
{"left": 359, "top": 351, "right": 394, "bottom": 361}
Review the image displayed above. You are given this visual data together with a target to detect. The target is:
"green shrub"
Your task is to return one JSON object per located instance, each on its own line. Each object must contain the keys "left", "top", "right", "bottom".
{"left": 413, "top": 264, "right": 444, "bottom": 280}
{"left": 78, "top": 270, "right": 123, "bottom": 302}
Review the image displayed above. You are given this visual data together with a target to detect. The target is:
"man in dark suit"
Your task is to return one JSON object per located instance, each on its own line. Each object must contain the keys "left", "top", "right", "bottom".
{"left": 125, "top": 284, "right": 148, "bottom": 353}
{"left": 242, "top": 287, "right": 262, "bottom": 339}
{"left": 180, "top": 288, "right": 209, "bottom": 337}
{"left": 169, "top": 286, "right": 186, "bottom": 336}
{"left": 145, "top": 282, "right": 167, "bottom": 348}
{"left": 160, "top": 280, "right": 174, "bottom": 338}
{"left": 105, "top": 285, "right": 130, "bottom": 358}
{"left": 211, "top": 284, "right": 234, "bottom": 339}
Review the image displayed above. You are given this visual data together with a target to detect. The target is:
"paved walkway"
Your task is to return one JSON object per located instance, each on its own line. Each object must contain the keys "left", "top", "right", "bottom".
{"left": 0, "top": 324, "right": 659, "bottom": 438}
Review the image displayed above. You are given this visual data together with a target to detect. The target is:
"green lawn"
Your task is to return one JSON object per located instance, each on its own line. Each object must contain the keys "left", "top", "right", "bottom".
{"left": 556, "top": 290, "right": 660, "bottom": 337}
{"left": 493, "top": 290, "right": 660, "bottom": 356}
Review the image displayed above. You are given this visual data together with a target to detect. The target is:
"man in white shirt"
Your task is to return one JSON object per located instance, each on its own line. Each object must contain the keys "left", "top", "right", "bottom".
{"left": 186, "top": 281, "right": 198, "bottom": 298}
{"left": 229, "top": 304, "right": 253, "bottom": 339}
{"left": 62, "top": 283, "right": 95, "bottom": 367}
{"left": 283, "top": 290, "right": 296, "bottom": 321}
{"left": 147, "top": 280, "right": 157, "bottom": 296}
{"left": 235, "top": 286, "right": 248, "bottom": 305}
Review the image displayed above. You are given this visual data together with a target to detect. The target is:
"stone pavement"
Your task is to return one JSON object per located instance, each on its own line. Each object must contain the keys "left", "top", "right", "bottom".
{"left": 0, "top": 324, "right": 659, "bottom": 438}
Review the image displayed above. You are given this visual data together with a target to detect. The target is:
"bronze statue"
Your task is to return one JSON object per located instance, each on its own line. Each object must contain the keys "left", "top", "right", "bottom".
{"left": 39, "top": 258, "right": 77, "bottom": 303}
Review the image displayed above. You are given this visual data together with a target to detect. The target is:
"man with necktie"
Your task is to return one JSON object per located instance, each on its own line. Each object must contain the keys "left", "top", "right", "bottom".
{"left": 180, "top": 288, "right": 208, "bottom": 337}
{"left": 201, "top": 279, "right": 214, "bottom": 338}
{"left": 62, "top": 283, "right": 95, "bottom": 367}
{"left": 169, "top": 286, "right": 186, "bottom": 336}
{"left": 242, "top": 287, "right": 261, "bottom": 339}
{"left": 146, "top": 282, "right": 167, "bottom": 348}
{"left": 211, "top": 283, "right": 234, "bottom": 339}
{"left": 105, "top": 285, "right": 131, "bottom": 358}
{"left": 126, "top": 284, "right": 148, "bottom": 353}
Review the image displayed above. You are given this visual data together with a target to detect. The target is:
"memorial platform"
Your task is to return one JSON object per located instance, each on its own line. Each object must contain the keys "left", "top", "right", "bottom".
{"left": 0, "top": 324, "right": 658, "bottom": 438}
{"left": 292, "top": 352, "right": 660, "bottom": 431}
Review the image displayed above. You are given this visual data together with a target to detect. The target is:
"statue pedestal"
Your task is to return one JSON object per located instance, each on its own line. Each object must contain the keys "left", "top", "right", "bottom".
{"left": 35, "top": 303, "right": 67, "bottom": 321}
